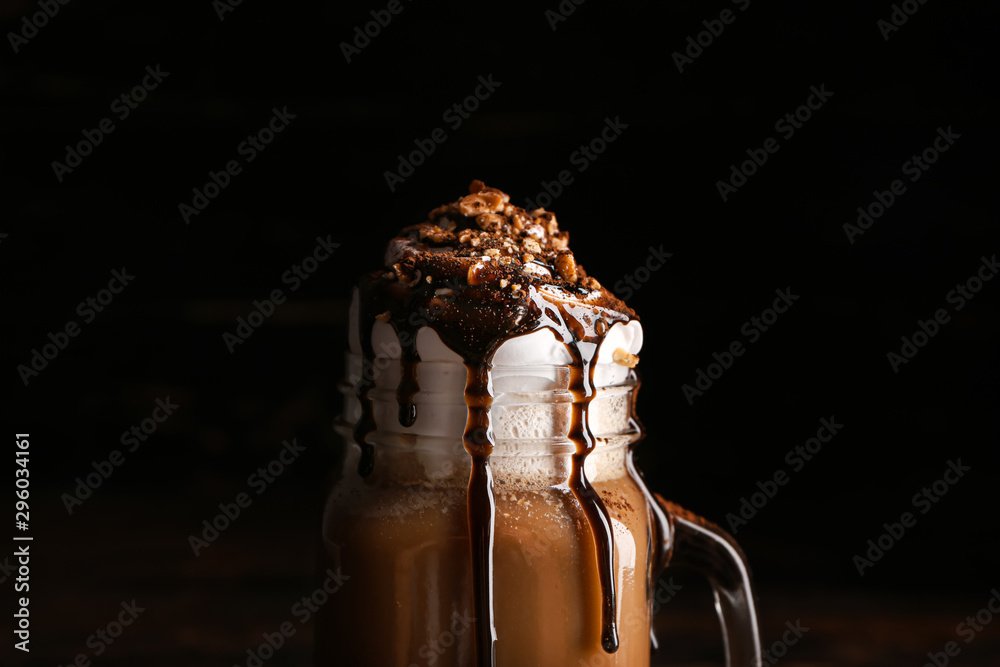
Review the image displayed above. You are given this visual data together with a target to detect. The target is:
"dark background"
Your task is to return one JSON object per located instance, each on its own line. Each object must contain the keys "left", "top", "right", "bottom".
{"left": 2, "top": 0, "right": 998, "bottom": 665}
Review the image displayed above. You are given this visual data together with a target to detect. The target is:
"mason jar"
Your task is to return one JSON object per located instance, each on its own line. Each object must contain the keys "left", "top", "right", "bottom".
{"left": 317, "top": 327, "right": 760, "bottom": 666}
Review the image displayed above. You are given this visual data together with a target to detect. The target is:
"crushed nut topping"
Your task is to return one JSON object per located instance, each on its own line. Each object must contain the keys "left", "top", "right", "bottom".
{"left": 613, "top": 347, "right": 639, "bottom": 368}
{"left": 419, "top": 225, "right": 455, "bottom": 244}
{"left": 554, "top": 251, "right": 578, "bottom": 283}
{"left": 390, "top": 181, "right": 638, "bottom": 316}
{"left": 459, "top": 192, "right": 505, "bottom": 217}
{"left": 475, "top": 213, "right": 504, "bottom": 231}
{"left": 467, "top": 261, "right": 487, "bottom": 286}
{"left": 522, "top": 262, "right": 550, "bottom": 278}
{"left": 393, "top": 262, "right": 422, "bottom": 287}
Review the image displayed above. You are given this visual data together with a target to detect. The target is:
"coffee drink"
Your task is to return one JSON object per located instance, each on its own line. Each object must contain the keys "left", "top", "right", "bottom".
{"left": 317, "top": 182, "right": 759, "bottom": 666}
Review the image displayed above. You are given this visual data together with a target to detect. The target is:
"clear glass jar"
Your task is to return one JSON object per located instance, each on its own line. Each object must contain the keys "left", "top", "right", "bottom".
{"left": 317, "top": 355, "right": 759, "bottom": 666}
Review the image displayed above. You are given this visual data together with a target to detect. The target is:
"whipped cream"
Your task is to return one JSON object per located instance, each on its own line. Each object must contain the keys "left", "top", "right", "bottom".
{"left": 345, "top": 288, "right": 642, "bottom": 443}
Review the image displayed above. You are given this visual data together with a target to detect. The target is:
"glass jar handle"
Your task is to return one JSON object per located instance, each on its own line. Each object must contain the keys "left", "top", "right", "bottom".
{"left": 653, "top": 494, "right": 762, "bottom": 666}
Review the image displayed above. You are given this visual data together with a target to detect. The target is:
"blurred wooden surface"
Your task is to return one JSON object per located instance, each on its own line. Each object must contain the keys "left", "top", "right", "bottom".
{"left": 6, "top": 486, "right": 997, "bottom": 667}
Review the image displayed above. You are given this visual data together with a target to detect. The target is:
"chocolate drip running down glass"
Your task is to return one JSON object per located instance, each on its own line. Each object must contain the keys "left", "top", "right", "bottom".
{"left": 318, "top": 182, "right": 761, "bottom": 666}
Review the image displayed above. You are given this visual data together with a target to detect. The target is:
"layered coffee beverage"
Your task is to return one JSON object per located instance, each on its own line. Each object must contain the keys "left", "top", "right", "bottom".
{"left": 317, "top": 182, "right": 759, "bottom": 666}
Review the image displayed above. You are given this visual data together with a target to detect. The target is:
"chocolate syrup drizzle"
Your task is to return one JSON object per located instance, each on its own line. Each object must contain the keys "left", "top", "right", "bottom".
{"left": 396, "top": 356, "right": 420, "bottom": 427}
{"left": 535, "top": 297, "right": 626, "bottom": 653}
{"left": 463, "top": 361, "right": 499, "bottom": 665}
{"left": 351, "top": 231, "right": 668, "bottom": 664}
